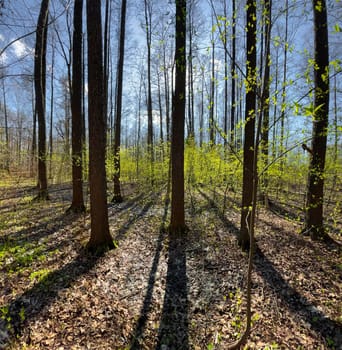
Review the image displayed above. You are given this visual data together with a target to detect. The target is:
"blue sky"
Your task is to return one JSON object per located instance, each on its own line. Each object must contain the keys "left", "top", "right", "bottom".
{"left": 0, "top": 0, "right": 341, "bottom": 148}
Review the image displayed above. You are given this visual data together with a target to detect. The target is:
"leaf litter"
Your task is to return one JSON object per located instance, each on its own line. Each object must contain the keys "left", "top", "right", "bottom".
{"left": 0, "top": 182, "right": 341, "bottom": 349}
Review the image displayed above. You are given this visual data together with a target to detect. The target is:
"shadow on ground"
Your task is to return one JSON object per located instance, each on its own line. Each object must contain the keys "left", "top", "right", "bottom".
{"left": 254, "top": 245, "right": 342, "bottom": 347}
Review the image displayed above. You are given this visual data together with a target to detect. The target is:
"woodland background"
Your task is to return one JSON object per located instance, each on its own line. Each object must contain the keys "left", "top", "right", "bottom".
{"left": 0, "top": 0, "right": 341, "bottom": 349}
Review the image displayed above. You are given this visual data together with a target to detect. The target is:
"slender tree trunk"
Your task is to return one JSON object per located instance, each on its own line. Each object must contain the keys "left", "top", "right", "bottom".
{"left": 260, "top": 0, "right": 272, "bottom": 207}
{"left": 187, "top": 1, "right": 194, "bottom": 140}
{"left": 163, "top": 47, "right": 171, "bottom": 144}
{"left": 49, "top": 38, "right": 54, "bottom": 180}
{"left": 223, "top": 0, "right": 228, "bottom": 148}
{"left": 103, "top": 0, "right": 111, "bottom": 131}
{"left": 231, "top": 0, "right": 236, "bottom": 147}
{"left": 157, "top": 70, "right": 164, "bottom": 147}
{"left": 68, "top": 0, "right": 85, "bottom": 213}
{"left": 112, "top": 0, "right": 127, "bottom": 203}
{"left": 86, "top": 0, "right": 114, "bottom": 252}
{"left": 170, "top": 0, "right": 186, "bottom": 234}
{"left": 209, "top": 19, "right": 215, "bottom": 146}
{"left": 2, "top": 78, "right": 9, "bottom": 172}
{"left": 34, "top": 0, "right": 49, "bottom": 200}
{"left": 239, "top": 0, "right": 257, "bottom": 250}
{"left": 199, "top": 66, "right": 204, "bottom": 147}
{"left": 30, "top": 80, "right": 37, "bottom": 178}
{"left": 303, "top": 0, "right": 330, "bottom": 240}
{"left": 280, "top": 0, "right": 288, "bottom": 171}
{"left": 144, "top": 0, "right": 154, "bottom": 181}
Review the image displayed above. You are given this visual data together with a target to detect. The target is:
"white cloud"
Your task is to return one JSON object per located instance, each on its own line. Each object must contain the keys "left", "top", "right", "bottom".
{"left": 0, "top": 51, "right": 8, "bottom": 65}
{"left": 11, "top": 39, "right": 32, "bottom": 58}
{"left": 0, "top": 33, "right": 4, "bottom": 41}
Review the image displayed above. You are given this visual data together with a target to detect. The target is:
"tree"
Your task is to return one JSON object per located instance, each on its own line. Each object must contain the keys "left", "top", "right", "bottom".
{"left": 239, "top": 0, "right": 257, "bottom": 250}
{"left": 144, "top": 0, "right": 154, "bottom": 176}
{"left": 209, "top": 15, "right": 216, "bottom": 146}
{"left": 34, "top": 0, "right": 50, "bottom": 200}
{"left": 112, "top": 0, "right": 127, "bottom": 203}
{"left": 86, "top": 0, "right": 114, "bottom": 251}
{"left": 169, "top": 0, "right": 186, "bottom": 234}
{"left": 303, "top": 0, "right": 330, "bottom": 240}
{"left": 1, "top": 77, "right": 9, "bottom": 171}
{"left": 259, "top": 0, "right": 272, "bottom": 206}
{"left": 230, "top": 0, "right": 236, "bottom": 147}
{"left": 67, "top": 0, "right": 85, "bottom": 213}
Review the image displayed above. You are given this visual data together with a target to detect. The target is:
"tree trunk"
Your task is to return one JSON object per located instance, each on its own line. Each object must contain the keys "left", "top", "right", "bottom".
{"left": 86, "top": 0, "right": 114, "bottom": 252}
{"left": 2, "top": 78, "right": 9, "bottom": 172}
{"left": 144, "top": 0, "right": 154, "bottom": 181}
{"left": 112, "top": 0, "right": 127, "bottom": 203}
{"left": 103, "top": 0, "right": 111, "bottom": 132}
{"left": 239, "top": 0, "right": 257, "bottom": 250}
{"left": 49, "top": 38, "right": 54, "bottom": 180}
{"left": 230, "top": 0, "right": 236, "bottom": 147}
{"left": 34, "top": 0, "right": 49, "bottom": 200}
{"left": 279, "top": 0, "right": 288, "bottom": 172}
{"left": 209, "top": 19, "right": 215, "bottom": 146}
{"left": 260, "top": 0, "right": 272, "bottom": 207}
{"left": 68, "top": 0, "right": 85, "bottom": 213}
{"left": 170, "top": 0, "right": 186, "bottom": 234}
{"left": 303, "top": 0, "right": 330, "bottom": 240}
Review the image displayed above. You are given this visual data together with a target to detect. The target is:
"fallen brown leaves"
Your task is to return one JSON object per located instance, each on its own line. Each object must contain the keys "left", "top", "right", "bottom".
{"left": 0, "top": 183, "right": 341, "bottom": 349}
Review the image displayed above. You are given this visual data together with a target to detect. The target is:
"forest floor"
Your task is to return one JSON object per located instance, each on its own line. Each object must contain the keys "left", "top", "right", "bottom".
{"left": 0, "top": 181, "right": 341, "bottom": 350}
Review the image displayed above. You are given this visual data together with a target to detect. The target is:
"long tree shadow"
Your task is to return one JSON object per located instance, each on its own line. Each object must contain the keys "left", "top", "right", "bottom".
{"left": 254, "top": 245, "right": 342, "bottom": 346}
{"left": 113, "top": 190, "right": 162, "bottom": 242}
{"left": 156, "top": 237, "right": 189, "bottom": 350}
{"left": 0, "top": 249, "right": 104, "bottom": 348}
{"left": 130, "top": 190, "right": 170, "bottom": 349}
{"left": 198, "top": 188, "right": 239, "bottom": 237}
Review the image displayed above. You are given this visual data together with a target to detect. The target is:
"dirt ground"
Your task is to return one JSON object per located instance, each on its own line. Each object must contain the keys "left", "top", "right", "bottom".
{"left": 0, "top": 182, "right": 341, "bottom": 349}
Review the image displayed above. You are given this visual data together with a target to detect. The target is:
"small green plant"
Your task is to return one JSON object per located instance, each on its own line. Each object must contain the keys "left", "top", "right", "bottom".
{"left": 29, "top": 268, "right": 52, "bottom": 284}
{"left": 19, "top": 307, "right": 25, "bottom": 322}
{"left": 263, "top": 342, "right": 279, "bottom": 350}
{"left": 207, "top": 342, "right": 214, "bottom": 350}
{"left": 326, "top": 337, "right": 335, "bottom": 348}
{"left": 0, "top": 305, "right": 12, "bottom": 330}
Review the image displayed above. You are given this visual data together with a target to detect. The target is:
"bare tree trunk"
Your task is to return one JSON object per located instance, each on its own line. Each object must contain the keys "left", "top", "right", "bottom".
{"left": 260, "top": 0, "right": 272, "bottom": 207}
{"left": 144, "top": 0, "right": 154, "bottom": 183}
{"left": 209, "top": 18, "right": 215, "bottom": 146}
{"left": 280, "top": 0, "right": 288, "bottom": 171}
{"left": 86, "top": 0, "right": 114, "bottom": 252}
{"left": 103, "top": 0, "right": 111, "bottom": 131}
{"left": 112, "top": 0, "right": 127, "bottom": 203}
{"left": 30, "top": 80, "right": 37, "bottom": 178}
{"left": 163, "top": 45, "right": 170, "bottom": 143}
{"left": 2, "top": 78, "right": 9, "bottom": 172}
{"left": 303, "top": 0, "right": 330, "bottom": 240}
{"left": 230, "top": 0, "right": 236, "bottom": 147}
{"left": 34, "top": 0, "right": 49, "bottom": 200}
{"left": 239, "top": 0, "right": 257, "bottom": 250}
{"left": 187, "top": 0, "right": 195, "bottom": 140}
{"left": 199, "top": 66, "right": 204, "bottom": 147}
{"left": 170, "top": 0, "right": 186, "bottom": 234}
{"left": 49, "top": 37, "right": 54, "bottom": 180}
{"left": 68, "top": 0, "right": 85, "bottom": 213}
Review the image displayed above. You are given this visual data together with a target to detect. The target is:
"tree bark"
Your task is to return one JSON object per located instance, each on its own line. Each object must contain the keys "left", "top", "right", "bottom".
{"left": 86, "top": 0, "right": 114, "bottom": 252}
{"left": 260, "top": 0, "right": 272, "bottom": 207}
{"left": 239, "top": 0, "right": 257, "bottom": 250}
{"left": 230, "top": 0, "right": 236, "bottom": 147}
{"left": 34, "top": 0, "right": 49, "bottom": 200}
{"left": 68, "top": 0, "right": 85, "bottom": 213}
{"left": 144, "top": 0, "right": 154, "bottom": 179}
{"left": 112, "top": 0, "right": 127, "bottom": 203}
{"left": 2, "top": 78, "right": 9, "bottom": 171}
{"left": 303, "top": 0, "right": 330, "bottom": 240}
{"left": 170, "top": 0, "right": 187, "bottom": 234}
